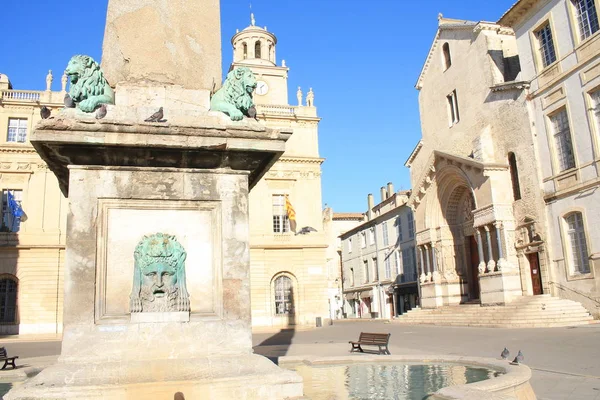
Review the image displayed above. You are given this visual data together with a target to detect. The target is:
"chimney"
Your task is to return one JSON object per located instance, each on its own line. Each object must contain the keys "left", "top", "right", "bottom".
{"left": 380, "top": 187, "right": 387, "bottom": 202}
{"left": 367, "top": 194, "right": 374, "bottom": 220}
{"left": 387, "top": 182, "right": 394, "bottom": 197}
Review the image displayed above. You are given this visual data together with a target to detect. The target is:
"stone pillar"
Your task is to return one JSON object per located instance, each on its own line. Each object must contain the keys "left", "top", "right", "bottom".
{"left": 495, "top": 222, "right": 505, "bottom": 270}
{"left": 419, "top": 246, "right": 427, "bottom": 283}
{"left": 392, "top": 291, "right": 398, "bottom": 317}
{"left": 425, "top": 244, "right": 432, "bottom": 281}
{"left": 476, "top": 228, "right": 486, "bottom": 274}
{"left": 485, "top": 225, "right": 496, "bottom": 273}
{"left": 431, "top": 244, "right": 441, "bottom": 282}
{"left": 101, "top": 0, "right": 222, "bottom": 91}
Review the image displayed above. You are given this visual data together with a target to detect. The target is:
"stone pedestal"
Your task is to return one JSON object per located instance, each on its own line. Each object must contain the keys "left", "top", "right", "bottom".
{"left": 420, "top": 282, "right": 444, "bottom": 309}
{"left": 6, "top": 112, "right": 303, "bottom": 399}
{"left": 479, "top": 271, "right": 522, "bottom": 306}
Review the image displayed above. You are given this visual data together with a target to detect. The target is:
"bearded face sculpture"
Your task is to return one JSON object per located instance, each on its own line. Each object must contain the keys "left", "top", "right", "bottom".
{"left": 130, "top": 233, "right": 190, "bottom": 313}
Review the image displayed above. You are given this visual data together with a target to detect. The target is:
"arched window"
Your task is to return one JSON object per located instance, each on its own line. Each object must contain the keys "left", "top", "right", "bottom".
{"left": 508, "top": 152, "right": 522, "bottom": 200}
{"left": 243, "top": 43, "right": 248, "bottom": 59}
{"left": 0, "top": 277, "right": 17, "bottom": 323}
{"left": 255, "top": 41, "right": 262, "bottom": 59}
{"left": 442, "top": 42, "right": 452, "bottom": 70}
{"left": 274, "top": 275, "right": 293, "bottom": 315}
{"left": 564, "top": 212, "right": 590, "bottom": 274}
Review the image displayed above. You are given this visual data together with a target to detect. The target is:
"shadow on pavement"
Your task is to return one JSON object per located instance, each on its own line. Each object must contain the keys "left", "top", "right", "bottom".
{"left": 253, "top": 328, "right": 296, "bottom": 364}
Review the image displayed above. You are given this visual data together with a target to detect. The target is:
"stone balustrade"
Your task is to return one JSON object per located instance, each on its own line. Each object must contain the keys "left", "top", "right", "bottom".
{"left": 1, "top": 90, "right": 41, "bottom": 102}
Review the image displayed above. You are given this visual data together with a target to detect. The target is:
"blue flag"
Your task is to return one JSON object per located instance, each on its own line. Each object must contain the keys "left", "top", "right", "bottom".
{"left": 7, "top": 192, "right": 23, "bottom": 218}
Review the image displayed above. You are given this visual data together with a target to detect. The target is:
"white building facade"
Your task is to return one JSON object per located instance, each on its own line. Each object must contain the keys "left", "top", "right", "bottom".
{"left": 500, "top": 0, "right": 600, "bottom": 317}
{"left": 340, "top": 185, "right": 418, "bottom": 319}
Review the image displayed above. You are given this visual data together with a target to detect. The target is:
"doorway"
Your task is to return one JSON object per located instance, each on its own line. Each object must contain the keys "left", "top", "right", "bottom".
{"left": 528, "top": 253, "right": 543, "bottom": 295}
{"left": 468, "top": 236, "right": 480, "bottom": 300}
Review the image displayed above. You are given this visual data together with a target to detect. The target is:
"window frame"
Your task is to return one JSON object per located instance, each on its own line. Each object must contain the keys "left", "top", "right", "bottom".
{"left": 397, "top": 217, "right": 403, "bottom": 242}
{"left": 442, "top": 42, "right": 452, "bottom": 70}
{"left": 382, "top": 221, "right": 389, "bottom": 246}
{"left": 360, "top": 232, "right": 366, "bottom": 248}
{"left": 547, "top": 106, "right": 577, "bottom": 173}
{"left": 273, "top": 274, "right": 294, "bottom": 315}
{"left": 1, "top": 189, "right": 24, "bottom": 233}
{"left": 368, "top": 228, "right": 375, "bottom": 246}
{"left": 384, "top": 256, "right": 391, "bottom": 280}
{"left": 569, "top": 0, "right": 600, "bottom": 44}
{"left": 6, "top": 118, "right": 28, "bottom": 143}
{"left": 561, "top": 211, "right": 593, "bottom": 278}
{"left": 348, "top": 238, "right": 353, "bottom": 253}
{"left": 272, "top": 194, "right": 290, "bottom": 234}
{"left": 363, "top": 259, "right": 369, "bottom": 283}
{"left": 407, "top": 213, "right": 415, "bottom": 239}
{"left": 530, "top": 18, "right": 560, "bottom": 73}
{"left": 587, "top": 86, "right": 600, "bottom": 159}
{"left": 508, "top": 152, "right": 522, "bottom": 201}
{"left": 446, "top": 90, "right": 460, "bottom": 126}
{"left": 0, "top": 275, "right": 18, "bottom": 324}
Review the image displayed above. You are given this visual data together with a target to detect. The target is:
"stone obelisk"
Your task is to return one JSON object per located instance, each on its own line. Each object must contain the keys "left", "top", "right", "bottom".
{"left": 6, "top": 0, "right": 303, "bottom": 399}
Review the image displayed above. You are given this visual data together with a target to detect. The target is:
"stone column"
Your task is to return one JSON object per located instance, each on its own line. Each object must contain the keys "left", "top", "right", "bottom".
{"left": 476, "top": 228, "right": 486, "bottom": 274}
{"left": 431, "top": 244, "right": 441, "bottom": 282}
{"left": 419, "top": 246, "right": 427, "bottom": 283}
{"left": 425, "top": 244, "right": 432, "bottom": 281}
{"left": 485, "top": 225, "right": 496, "bottom": 273}
{"left": 495, "top": 222, "right": 505, "bottom": 271}
{"left": 392, "top": 291, "right": 398, "bottom": 317}
{"left": 261, "top": 41, "right": 268, "bottom": 61}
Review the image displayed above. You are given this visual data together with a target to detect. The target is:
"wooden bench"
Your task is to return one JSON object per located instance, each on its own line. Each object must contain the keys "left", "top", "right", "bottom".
{"left": 0, "top": 347, "right": 18, "bottom": 370}
{"left": 349, "top": 332, "right": 391, "bottom": 355}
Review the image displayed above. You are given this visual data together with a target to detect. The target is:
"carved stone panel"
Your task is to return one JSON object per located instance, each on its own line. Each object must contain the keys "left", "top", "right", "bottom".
{"left": 95, "top": 199, "right": 222, "bottom": 322}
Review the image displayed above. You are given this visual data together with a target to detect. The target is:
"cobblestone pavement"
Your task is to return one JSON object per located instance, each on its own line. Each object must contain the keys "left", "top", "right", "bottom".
{"left": 253, "top": 320, "right": 600, "bottom": 400}
{"left": 1, "top": 321, "right": 599, "bottom": 399}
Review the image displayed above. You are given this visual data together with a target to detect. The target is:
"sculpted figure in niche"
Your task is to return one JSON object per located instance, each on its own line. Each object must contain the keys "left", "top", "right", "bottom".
{"left": 130, "top": 233, "right": 190, "bottom": 313}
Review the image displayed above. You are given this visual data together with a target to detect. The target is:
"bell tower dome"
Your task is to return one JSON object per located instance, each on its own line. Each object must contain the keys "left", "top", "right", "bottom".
{"left": 230, "top": 14, "right": 289, "bottom": 105}
{"left": 231, "top": 13, "right": 277, "bottom": 65}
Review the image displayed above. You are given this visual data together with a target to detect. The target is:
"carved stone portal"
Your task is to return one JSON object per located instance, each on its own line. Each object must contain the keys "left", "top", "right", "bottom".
{"left": 129, "top": 233, "right": 190, "bottom": 313}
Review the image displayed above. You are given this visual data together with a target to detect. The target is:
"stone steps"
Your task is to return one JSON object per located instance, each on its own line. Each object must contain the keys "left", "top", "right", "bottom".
{"left": 394, "top": 295, "right": 594, "bottom": 328}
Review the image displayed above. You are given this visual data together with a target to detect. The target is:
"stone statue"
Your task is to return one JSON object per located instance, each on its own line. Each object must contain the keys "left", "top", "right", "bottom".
{"left": 45, "top": 70, "right": 53, "bottom": 91}
{"left": 210, "top": 67, "right": 257, "bottom": 121}
{"left": 65, "top": 55, "right": 115, "bottom": 112}
{"left": 306, "top": 88, "right": 314, "bottom": 106}
{"left": 297, "top": 86, "right": 302, "bottom": 106}
{"left": 251, "top": 12, "right": 256, "bottom": 26}
{"left": 129, "top": 233, "right": 190, "bottom": 313}
{"left": 61, "top": 71, "right": 68, "bottom": 92}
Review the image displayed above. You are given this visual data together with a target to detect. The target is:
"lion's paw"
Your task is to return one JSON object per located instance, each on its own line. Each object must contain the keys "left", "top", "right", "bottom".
{"left": 78, "top": 98, "right": 98, "bottom": 113}
{"left": 230, "top": 110, "right": 244, "bottom": 121}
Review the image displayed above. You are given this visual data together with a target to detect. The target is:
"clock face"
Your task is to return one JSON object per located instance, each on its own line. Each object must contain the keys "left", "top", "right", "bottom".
{"left": 256, "top": 80, "right": 269, "bottom": 95}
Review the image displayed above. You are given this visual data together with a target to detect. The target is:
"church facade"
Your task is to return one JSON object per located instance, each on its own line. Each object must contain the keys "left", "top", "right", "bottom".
{"left": 406, "top": 17, "right": 550, "bottom": 308}
{"left": 229, "top": 17, "right": 330, "bottom": 328}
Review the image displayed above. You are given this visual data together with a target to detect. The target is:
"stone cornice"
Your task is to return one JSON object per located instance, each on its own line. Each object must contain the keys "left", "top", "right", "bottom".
{"left": 0, "top": 145, "right": 37, "bottom": 154}
{"left": 404, "top": 140, "right": 423, "bottom": 167}
{"left": 278, "top": 156, "right": 324, "bottom": 164}
{"left": 490, "top": 81, "right": 530, "bottom": 92}
{"left": 498, "top": 0, "right": 544, "bottom": 28}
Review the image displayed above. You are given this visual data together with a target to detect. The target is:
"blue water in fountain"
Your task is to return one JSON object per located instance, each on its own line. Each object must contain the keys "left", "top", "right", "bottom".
{"left": 294, "top": 363, "right": 501, "bottom": 400}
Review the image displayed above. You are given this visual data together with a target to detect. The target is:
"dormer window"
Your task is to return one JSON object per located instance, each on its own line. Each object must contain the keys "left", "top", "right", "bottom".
{"left": 255, "top": 41, "right": 262, "bottom": 59}
{"left": 442, "top": 42, "right": 452, "bottom": 70}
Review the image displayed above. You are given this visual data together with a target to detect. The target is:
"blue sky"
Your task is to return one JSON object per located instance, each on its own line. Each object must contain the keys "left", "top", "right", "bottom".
{"left": 0, "top": 0, "right": 515, "bottom": 212}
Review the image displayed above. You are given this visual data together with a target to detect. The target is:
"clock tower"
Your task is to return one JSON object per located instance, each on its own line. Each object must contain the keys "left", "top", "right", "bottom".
{"left": 228, "top": 16, "right": 331, "bottom": 330}
{"left": 230, "top": 14, "right": 289, "bottom": 105}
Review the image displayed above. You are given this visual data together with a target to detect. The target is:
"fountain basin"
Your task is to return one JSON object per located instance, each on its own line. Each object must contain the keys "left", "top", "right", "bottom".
{"left": 279, "top": 355, "right": 536, "bottom": 400}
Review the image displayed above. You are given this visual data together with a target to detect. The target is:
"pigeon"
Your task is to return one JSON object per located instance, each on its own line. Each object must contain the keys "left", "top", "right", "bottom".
{"left": 64, "top": 93, "right": 76, "bottom": 108}
{"left": 40, "top": 106, "right": 51, "bottom": 119}
{"left": 511, "top": 350, "right": 524, "bottom": 365}
{"left": 145, "top": 107, "right": 164, "bottom": 122}
{"left": 500, "top": 348, "right": 510, "bottom": 360}
{"left": 247, "top": 105, "right": 259, "bottom": 121}
{"left": 295, "top": 226, "right": 318, "bottom": 236}
{"left": 95, "top": 104, "right": 107, "bottom": 119}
